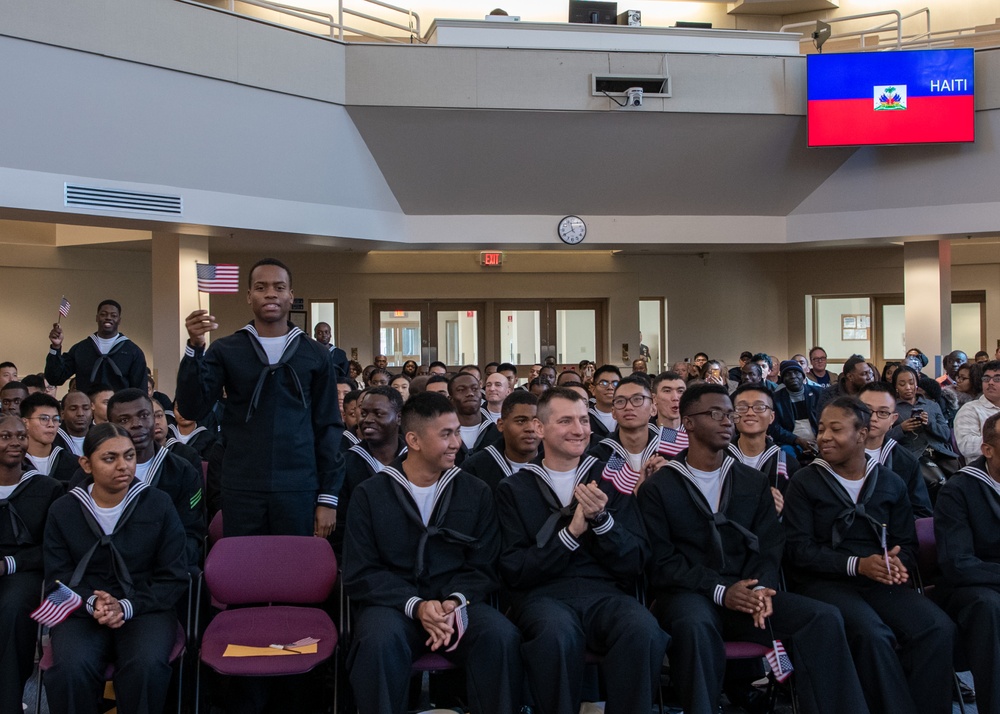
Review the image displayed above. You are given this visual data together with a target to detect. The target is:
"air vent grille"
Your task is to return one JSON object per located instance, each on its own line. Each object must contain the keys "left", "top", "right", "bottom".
{"left": 64, "top": 184, "right": 183, "bottom": 215}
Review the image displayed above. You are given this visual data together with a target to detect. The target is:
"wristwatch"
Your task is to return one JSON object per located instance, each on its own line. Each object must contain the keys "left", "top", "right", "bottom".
{"left": 587, "top": 510, "right": 610, "bottom": 527}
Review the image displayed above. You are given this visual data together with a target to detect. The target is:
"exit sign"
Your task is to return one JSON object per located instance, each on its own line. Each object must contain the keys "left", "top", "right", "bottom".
{"left": 480, "top": 251, "right": 504, "bottom": 267}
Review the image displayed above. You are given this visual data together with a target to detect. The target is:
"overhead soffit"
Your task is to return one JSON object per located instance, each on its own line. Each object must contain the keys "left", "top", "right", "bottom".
{"left": 346, "top": 106, "right": 856, "bottom": 216}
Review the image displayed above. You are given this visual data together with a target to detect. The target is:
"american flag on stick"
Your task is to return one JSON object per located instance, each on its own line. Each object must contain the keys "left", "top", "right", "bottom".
{"left": 196, "top": 263, "right": 240, "bottom": 294}
{"left": 30, "top": 581, "right": 82, "bottom": 627}
{"left": 602, "top": 453, "right": 642, "bottom": 495}
{"left": 445, "top": 603, "right": 468, "bottom": 652}
{"left": 657, "top": 426, "right": 688, "bottom": 457}
{"left": 765, "top": 639, "right": 794, "bottom": 682}
{"left": 57, "top": 296, "right": 71, "bottom": 323}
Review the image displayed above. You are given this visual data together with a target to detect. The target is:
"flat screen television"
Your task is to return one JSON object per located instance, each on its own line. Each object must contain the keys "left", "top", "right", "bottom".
{"left": 807, "top": 48, "right": 975, "bottom": 147}
{"left": 568, "top": 1, "right": 617, "bottom": 25}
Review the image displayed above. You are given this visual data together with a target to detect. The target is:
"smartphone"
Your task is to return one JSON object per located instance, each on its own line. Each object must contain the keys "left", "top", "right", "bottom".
{"left": 912, "top": 408, "right": 925, "bottom": 418}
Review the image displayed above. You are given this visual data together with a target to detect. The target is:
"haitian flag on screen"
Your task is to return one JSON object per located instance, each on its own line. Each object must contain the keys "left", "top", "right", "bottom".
{"left": 807, "top": 49, "right": 974, "bottom": 147}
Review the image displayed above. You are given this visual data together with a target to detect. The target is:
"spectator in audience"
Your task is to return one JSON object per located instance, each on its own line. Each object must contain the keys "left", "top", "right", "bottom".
{"left": 0, "top": 414, "right": 63, "bottom": 714}
{"left": 770, "top": 359, "right": 821, "bottom": 458}
{"left": 177, "top": 258, "right": 344, "bottom": 539}
{"left": 168, "top": 400, "right": 216, "bottom": 458}
{"left": 498, "top": 363, "right": 518, "bottom": 391}
{"left": 974, "top": 350, "right": 990, "bottom": 364}
{"left": 539, "top": 365, "right": 558, "bottom": 390}
{"left": 817, "top": 354, "right": 871, "bottom": 410}
{"left": 588, "top": 376, "right": 666, "bottom": 495}
{"left": 782, "top": 397, "right": 956, "bottom": 714}
{"left": 362, "top": 365, "right": 376, "bottom": 387}
{"left": 791, "top": 353, "right": 810, "bottom": 378}
{"left": 890, "top": 366, "right": 961, "bottom": 478}
{"left": 0, "top": 362, "right": 18, "bottom": 388}
{"left": 701, "top": 359, "right": 736, "bottom": 393}
{"left": 692, "top": 352, "right": 709, "bottom": 370}
{"left": 806, "top": 346, "right": 831, "bottom": 387}
{"left": 950, "top": 360, "right": 982, "bottom": 409}
{"left": 336, "top": 386, "right": 406, "bottom": 550}
{"left": 344, "top": 392, "right": 522, "bottom": 714}
{"left": 483, "top": 362, "right": 499, "bottom": 376}
{"left": 639, "top": 383, "right": 867, "bottom": 714}
{"left": 631, "top": 357, "right": 648, "bottom": 374}
{"left": 528, "top": 378, "right": 547, "bottom": 397}
{"left": 955, "top": 359, "right": 1000, "bottom": 461}
{"left": 87, "top": 384, "right": 114, "bottom": 425}
{"left": 460, "top": 364, "right": 482, "bottom": 381}
{"left": 728, "top": 383, "right": 799, "bottom": 509}
{"left": 556, "top": 370, "right": 582, "bottom": 386}
{"left": 314, "top": 321, "right": 349, "bottom": 380}
{"left": 449, "top": 372, "right": 496, "bottom": 465}
{"left": 400, "top": 360, "right": 418, "bottom": 379}
{"left": 0, "top": 382, "right": 28, "bottom": 417}
{"left": 43, "top": 423, "right": 188, "bottom": 714}
{"left": 651, "top": 371, "right": 689, "bottom": 459}
{"left": 425, "top": 374, "right": 450, "bottom": 395}
{"left": 341, "top": 389, "right": 363, "bottom": 447}
{"left": 857, "top": 383, "right": 933, "bottom": 518}
{"left": 57, "top": 390, "right": 92, "bottom": 457}
{"left": 348, "top": 360, "right": 364, "bottom": 389}
{"left": 368, "top": 368, "right": 392, "bottom": 388}
{"left": 881, "top": 361, "right": 901, "bottom": 385}
{"left": 738, "top": 361, "right": 765, "bottom": 388}
{"left": 483, "top": 370, "right": 511, "bottom": 424}
{"left": 389, "top": 373, "right": 410, "bottom": 401}
{"left": 374, "top": 354, "right": 388, "bottom": 370}
{"left": 464, "top": 391, "right": 540, "bottom": 493}
{"left": 45, "top": 300, "right": 148, "bottom": 394}
{"left": 728, "top": 351, "right": 753, "bottom": 383}
{"left": 938, "top": 350, "right": 968, "bottom": 387}
{"left": 527, "top": 363, "right": 542, "bottom": 385}
{"left": 934, "top": 411, "right": 1000, "bottom": 714}
{"left": 153, "top": 400, "right": 201, "bottom": 473}
{"left": 428, "top": 360, "right": 447, "bottom": 376}
{"left": 496, "top": 387, "right": 668, "bottom": 714}
{"left": 20, "top": 393, "right": 78, "bottom": 486}
{"left": 904, "top": 348, "right": 929, "bottom": 373}
{"left": 21, "top": 373, "right": 45, "bottom": 395}
{"left": 588, "top": 364, "right": 621, "bottom": 438}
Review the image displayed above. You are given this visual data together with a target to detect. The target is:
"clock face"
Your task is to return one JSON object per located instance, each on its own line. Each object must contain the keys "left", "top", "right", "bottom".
{"left": 558, "top": 215, "right": 587, "bottom": 245}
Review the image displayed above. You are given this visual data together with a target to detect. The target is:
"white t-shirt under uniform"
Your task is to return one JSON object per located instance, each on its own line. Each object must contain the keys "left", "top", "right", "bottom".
{"left": 255, "top": 335, "right": 286, "bottom": 364}
{"left": 685, "top": 464, "right": 724, "bottom": 513}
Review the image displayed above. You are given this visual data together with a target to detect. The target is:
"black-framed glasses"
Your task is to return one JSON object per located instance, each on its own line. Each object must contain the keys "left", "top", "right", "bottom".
{"left": 734, "top": 404, "right": 772, "bottom": 415}
{"left": 597, "top": 379, "right": 620, "bottom": 388}
{"left": 687, "top": 409, "right": 738, "bottom": 423}
{"left": 870, "top": 409, "right": 894, "bottom": 420}
{"left": 612, "top": 394, "right": 652, "bottom": 409}
{"left": 983, "top": 375, "right": 1000, "bottom": 384}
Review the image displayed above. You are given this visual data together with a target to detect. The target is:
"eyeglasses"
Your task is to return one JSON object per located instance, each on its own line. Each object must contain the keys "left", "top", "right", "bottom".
{"left": 597, "top": 379, "right": 620, "bottom": 388}
{"left": 687, "top": 409, "right": 738, "bottom": 423}
{"left": 983, "top": 375, "right": 1000, "bottom": 384}
{"left": 612, "top": 395, "right": 652, "bottom": 409}
{"left": 734, "top": 404, "right": 772, "bottom": 415}
{"left": 870, "top": 409, "right": 894, "bottom": 420}
{"left": 26, "top": 415, "right": 61, "bottom": 425}
{"left": 0, "top": 433, "right": 27, "bottom": 442}
{"left": 811, "top": 356, "right": 827, "bottom": 362}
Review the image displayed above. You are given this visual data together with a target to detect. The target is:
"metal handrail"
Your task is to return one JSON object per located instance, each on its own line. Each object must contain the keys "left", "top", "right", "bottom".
{"left": 781, "top": 10, "right": 903, "bottom": 50}
{"left": 214, "top": 0, "right": 420, "bottom": 43}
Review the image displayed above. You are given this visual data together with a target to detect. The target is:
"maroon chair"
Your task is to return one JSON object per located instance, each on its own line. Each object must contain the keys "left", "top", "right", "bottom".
{"left": 196, "top": 536, "right": 338, "bottom": 713}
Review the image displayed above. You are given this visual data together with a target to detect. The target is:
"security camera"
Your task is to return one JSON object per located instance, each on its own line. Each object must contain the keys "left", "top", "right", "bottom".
{"left": 625, "top": 87, "right": 643, "bottom": 107}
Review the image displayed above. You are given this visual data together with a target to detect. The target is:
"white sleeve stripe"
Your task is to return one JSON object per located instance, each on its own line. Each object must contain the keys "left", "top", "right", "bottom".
{"left": 847, "top": 556, "right": 858, "bottom": 577}
{"left": 558, "top": 527, "right": 580, "bottom": 551}
{"left": 592, "top": 514, "right": 614, "bottom": 535}
{"left": 3, "top": 555, "right": 15, "bottom": 574}
{"left": 86, "top": 595, "right": 98, "bottom": 616}
{"left": 405, "top": 597, "right": 422, "bottom": 619}
{"left": 714, "top": 584, "right": 727, "bottom": 606}
{"left": 316, "top": 494, "right": 338, "bottom": 506}
{"left": 120, "top": 599, "right": 134, "bottom": 621}
{"left": 49, "top": 348, "right": 59, "bottom": 355}
{"left": 184, "top": 345, "right": 196, "bottom": 358}
{"left": 448, "top": 592, "right": 468, "bottom": 607}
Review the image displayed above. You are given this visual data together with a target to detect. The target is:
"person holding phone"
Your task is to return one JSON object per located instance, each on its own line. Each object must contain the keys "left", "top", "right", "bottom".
{"left": 890, "top": 366, "right": 961, "bottom": 487}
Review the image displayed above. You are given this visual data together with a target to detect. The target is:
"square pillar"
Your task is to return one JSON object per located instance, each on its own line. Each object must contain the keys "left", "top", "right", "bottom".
{"left": 903, "top": 240, "right": 951, "bottom": 377}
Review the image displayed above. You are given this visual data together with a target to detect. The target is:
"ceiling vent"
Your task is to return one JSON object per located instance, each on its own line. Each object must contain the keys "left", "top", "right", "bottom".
{"left": 64, "top": 183, "right": 183, "bottom": 215}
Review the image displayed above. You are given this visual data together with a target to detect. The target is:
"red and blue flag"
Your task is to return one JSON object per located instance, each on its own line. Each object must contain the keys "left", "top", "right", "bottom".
{"left": 807, "top": 49, "right": 974, "bottom": 147}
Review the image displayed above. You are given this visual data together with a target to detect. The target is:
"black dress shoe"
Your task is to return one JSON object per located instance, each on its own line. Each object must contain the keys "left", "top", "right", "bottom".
{"left": 727, "top": 685, "right": 771, "bottom": 714}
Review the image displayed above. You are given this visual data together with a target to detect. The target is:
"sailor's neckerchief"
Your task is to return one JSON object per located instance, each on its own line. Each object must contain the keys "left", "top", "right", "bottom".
{"left": 810, "top": 456, "right": 884, "bottom": 549}
{"left": 727, "top": 441, "right": 786, "bottom": 489}
{"left": 663, "top": 456, "right": 760, "bottom": 571}
{"left": 238, "top": 323, "right": 306, "bottom": 421}
{"left": 87, "top": 333, "right": 131, "bottom": 385}
{"left": 381, "top": 462, "right": 474, "bottom": 579}
{"left": 66, "top": 477, "right": 151, "bottom": 617}
{"left": 0, "top": 470, "right": 42, "bottom": 555}
{"left": 518, "top": 455, "right": 608, "bottom": 550}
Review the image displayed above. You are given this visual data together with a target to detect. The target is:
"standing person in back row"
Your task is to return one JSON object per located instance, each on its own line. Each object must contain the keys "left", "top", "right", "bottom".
{"left": 176, "top": 258, "right": 345, "bottom": 538}
{"left": 45, "top": 300, "right": 148, "bottom": 393}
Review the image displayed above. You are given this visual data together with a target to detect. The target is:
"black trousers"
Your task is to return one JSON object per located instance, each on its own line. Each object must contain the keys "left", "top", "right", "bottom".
{"left": 656, "top": 590, "right": 869, "bottom": 714}
{"left": 798, "top": 579, "right": 956, "bottom": 714}
{"left": 348, "top": 603, "right": 523, "bottom": 714}
{"left": 513, "top": 582, "right": 669, "bottom": 714}
{"left": 0, "top": 571, "right": 42, "bottom": 714}
{"left": 941, "top": 585, "right": 1000, "bottom": 714}
{"left": 46, "top": 610, "right": 178, "bottom": 714}
{"left": 222, "top": 489, "right": 314, "bottom": 536}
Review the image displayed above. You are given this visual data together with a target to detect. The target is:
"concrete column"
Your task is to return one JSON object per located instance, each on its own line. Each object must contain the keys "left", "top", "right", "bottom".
{"left": 151, "top": 233, "right": 209, "bottom": 397}
{"left": 903, "top": 240, "right": 951, "bottom": 377}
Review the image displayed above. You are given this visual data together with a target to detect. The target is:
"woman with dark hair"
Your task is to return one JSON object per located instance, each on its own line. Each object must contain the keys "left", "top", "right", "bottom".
{"left": 783, "top": 397, "right": 956, "bottom": 714}
{"left": 890, "top": 366, "right": 961, "bottom": 487}
{"left": 400, "top": 360, "right": 418, "bottom": 380}
{"left": 880, "top": 361, "right": 900, "bottom": 385}
{"left": 390, "top": 373, "right": 411, "bottom": 401}
{"left": 953, "top": 361, "right": 982, "bottom": 405}
{"left": 348, "top": 360, "right": 364, "bottom": 389}
{"left": 0, "top": 415, "right": 63, "bottom": 714}
{"left": 42, "top": 422, "right": 187, "bottom": 714}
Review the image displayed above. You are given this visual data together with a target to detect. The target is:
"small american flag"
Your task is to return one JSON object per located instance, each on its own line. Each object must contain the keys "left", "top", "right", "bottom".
{"left": 58, "top": 297, "right": 71, "bottom": 317}
{"left": 657, "top": 426, "right": 689, "bottom": 457}
{"left": 196, "top": 263, "right": 240, "bottom": 294}
{"left": 30, "top": 581, "right": 82, "bottom": 627}
{"left": 776, "top": 452, "right": 788, "bottom": 482}
{"left": 765, "top": 639, "right": 794, "bottom": 682}
{"left": 602, "top": 453, "right": 642, "bottom": 495}
{"left": 445, "top": 603, "right": 468, "bottom": 652}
